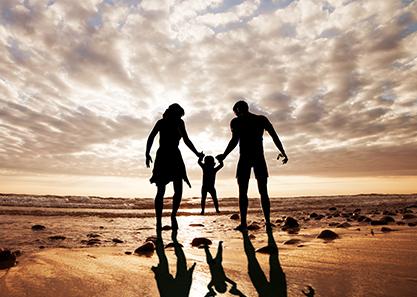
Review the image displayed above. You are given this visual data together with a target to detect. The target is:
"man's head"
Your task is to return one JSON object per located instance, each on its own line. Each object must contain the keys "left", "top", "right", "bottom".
{"left": 233, "top": 100, "right": 249, "bottom": 117}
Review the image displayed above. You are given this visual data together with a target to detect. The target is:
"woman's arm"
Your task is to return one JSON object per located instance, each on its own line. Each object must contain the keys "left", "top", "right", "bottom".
{"left": 198, "top": 155, "right": 204, "bottom": 168}
{"left": 179, "top": 120, "right": 203, "bottom": 158}
{"left": 145, "top": 121, "right": 160, "bottom": 167}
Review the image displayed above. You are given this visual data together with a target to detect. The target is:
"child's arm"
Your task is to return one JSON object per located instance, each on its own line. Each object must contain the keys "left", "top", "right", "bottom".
{"left": 198, "top": 155, "right": 204, "bottom": 168}
{"left": 215, "top": 160, "right": 224, "bottom": 171}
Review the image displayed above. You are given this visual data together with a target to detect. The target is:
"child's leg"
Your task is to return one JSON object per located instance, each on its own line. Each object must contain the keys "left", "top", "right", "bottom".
{"left": 210, "top": 188, "right": 220, "bottom": 213}
{"left": 201, "top": 187, "right": 207, "bottom": 214}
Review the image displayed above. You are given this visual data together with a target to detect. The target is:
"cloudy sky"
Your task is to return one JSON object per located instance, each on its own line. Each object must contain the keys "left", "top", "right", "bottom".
{"left": 1, "top": 0, "right": 417, "bottom": 198}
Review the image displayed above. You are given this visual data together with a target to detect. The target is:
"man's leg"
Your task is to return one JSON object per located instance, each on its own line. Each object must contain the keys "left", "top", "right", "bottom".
{"left": 172, "top": 179, "right": 183, "bottom": 230}
{"left": 238, "top": 177, "right": 250, "bottom": 229}
{"left": 155, "top": 185, "right": 166, "bottom": 230}
{"left": 257, "top": 177, "right": 271, "bottom": 226}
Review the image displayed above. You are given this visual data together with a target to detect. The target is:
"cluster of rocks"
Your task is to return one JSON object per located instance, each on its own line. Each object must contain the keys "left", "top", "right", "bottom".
{"left": 30, "top": 224, "right": 125, "bottom": 248}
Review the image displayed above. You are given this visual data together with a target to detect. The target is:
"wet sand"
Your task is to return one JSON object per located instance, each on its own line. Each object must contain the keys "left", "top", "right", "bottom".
{"left": 1, "top": 194, "right": 417, "bottom": 296}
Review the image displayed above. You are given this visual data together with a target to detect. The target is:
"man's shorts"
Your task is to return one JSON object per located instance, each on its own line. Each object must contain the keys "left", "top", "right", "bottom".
{"left": 236, "top": 156, "right": 268, "bottom": 182}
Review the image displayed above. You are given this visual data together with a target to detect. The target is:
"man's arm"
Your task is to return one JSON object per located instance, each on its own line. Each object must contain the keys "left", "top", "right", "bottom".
{"left": 217, "top": 120, "right": 239, "bottom": 161}
{"left": 145, "top": 121, "right": 160, "bottom": 168}
{"left": 264, "top": 117, "right": 288, "bottom": 164}
{"left": 179, "top": 120, "right": 204, "bottom": 158}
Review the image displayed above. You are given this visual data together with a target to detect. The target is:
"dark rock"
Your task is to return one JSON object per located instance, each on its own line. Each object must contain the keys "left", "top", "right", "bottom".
{"left": 31, "top": 224, "right": 46, "bottom": 231}
{"left": 283, "top": 239, "right": 302, "bottom": 245}
{"left": 328, "top": 222, "right": 339, "bottom": 227}
{"left": 134, "top": 242, "right": 155, "bottom": 255}
{"left": 87, "top": 233, "right": 101, "bottom": 238}
{"left": 356, "top": 215, "right": 369, "bottom": 222}
{"left": 371, "top": 216, "right": 395, "bottom": 226}
{"left": 39, "top": 246, "right": 45, "bottom": 249}
{"left": 256, "top": 245, "right": 277, "bottom": 254}
{"left": 0, "top": 249, "right": 16, "bottom": 269}
{"left": 162, "top": 225, "right": 172, "bottom": 231}
{"left": 353, "top": 208, "right": 361, "bottom": 214}
{"left": 328, "top": 207, "right": 337, "bottom": 211}
{"left": 317, "top": 230, "right": 339, "bottom": 240}
{"left": 189, "top": 223, "right": 204, "bottom": 227}
{"left": 383, "top": 210, "right": 395, "bottom": 216}
{"left": 403, "top": 214, "right": 416, "bottom": 220}
{"left": 342, "top": 212, "right": 352, "bottom": 218}
{"left": 48, "top": 235, "right": 66, "bottom": 240}
{"left": 396, "top": 221, "right": 406, "bottom": 225}
{"left": 287, "top": 228, "right": 299, "bottom": 234}
{"left": 381, "top": 227, "right": 394, "bottom": 232}
{"left": 82, "top": 238, "right": 101, "bottom": 245}
{"left": 247, "top": 222, "right": 261, "bottom": 230}
{"left": 146, "top": 236, "right": 158, "bottom": 244}
{"left": 333, "top": 212, "right": 340, "bottom": 217}
{"left": 112, "top": 238, "right": 124, "bottom": 244}
{"left": 281, "top": 217, "right": 299, "bottom": 230}
{"left": 314, "top": 214, "right": 324, "bottom": 220}
{"left": 336, "top": 222, "right": 351, "bottom": 228}
{"left": 408, "top": 222, "right": 417, "bottom": 227}
{"left": 275, "top": 218, "right": 283, "bottom": 224}
{"left": 230, "top": 213, "right": 240, "bottom": 220}
{"left": 309, "top": 213, "right": 318, "bottom": 219}
{"left": 99, "top": 226, "right": 105, "bottom": 229}
{"left": 249, "top": 234, "right": 256, "bottom": 240}
{"left": 125, "top": 251, "right": 132, "bottom": 255}
{"left": 191, "top": 237, "right": 212, "bottom": 247}
{"left": 165, "top": 242, "right": 183, "bottom": 248}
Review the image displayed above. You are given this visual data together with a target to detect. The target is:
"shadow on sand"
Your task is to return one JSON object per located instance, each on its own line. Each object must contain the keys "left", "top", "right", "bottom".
{"left": 204, "top": 241, "right": 246, "bottom": 296}
{"left": 242, "top": 229, "right": 288, "bottom": 297}
{"left": 151, "top": 230, "right": 196, "bottom": 297}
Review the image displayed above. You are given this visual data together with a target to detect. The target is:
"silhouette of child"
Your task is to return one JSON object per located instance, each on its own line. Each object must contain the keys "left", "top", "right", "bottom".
{"left": 204, "top": 241, "right": 245, "bottom": 297}
{"left": 198, "top": 155, "right": 223, "bottom": 215}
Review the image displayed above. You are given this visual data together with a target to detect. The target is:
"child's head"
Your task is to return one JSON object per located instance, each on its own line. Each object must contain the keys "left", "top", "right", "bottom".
{"left": 204, "top": 156, "right": 215, "bottom": 166}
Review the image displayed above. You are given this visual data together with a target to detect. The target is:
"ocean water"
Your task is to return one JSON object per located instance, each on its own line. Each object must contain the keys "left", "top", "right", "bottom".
{"left": 0, "top": 193, "right": 416, "bottom": 252}
{"left": 0, "top": 193, "right": 416, "bottom": 217}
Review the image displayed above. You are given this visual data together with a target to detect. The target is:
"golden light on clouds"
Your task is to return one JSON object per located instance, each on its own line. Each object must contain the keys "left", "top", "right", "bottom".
{"left": 1, "top": 0, "right": 417, "bottom": 197}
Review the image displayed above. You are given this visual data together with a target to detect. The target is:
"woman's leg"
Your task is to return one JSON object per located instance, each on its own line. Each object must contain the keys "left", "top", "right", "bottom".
{"left": 155, "top": 185, "right": 166, "bottom": 230}
{"left": 171, "top": 179, "right": 183, "bottom": 230}
{"left": 201, "top": 187, "right": 207, "bottom": 214}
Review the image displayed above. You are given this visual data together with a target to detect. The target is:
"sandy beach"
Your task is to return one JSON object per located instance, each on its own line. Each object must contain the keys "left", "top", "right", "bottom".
{"left": 1, "top": 194, "right": 417, "bottom": 296}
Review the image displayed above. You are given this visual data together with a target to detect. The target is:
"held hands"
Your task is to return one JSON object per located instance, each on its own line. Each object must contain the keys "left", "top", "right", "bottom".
{"left": 277, "top": 153, "right": 288, "bottom": 164}
{"left": 145, "top": 154, "right": 153, "bottom": 168}
{"left": 197, "top": 151, "right": 205, "bottom": 159}
{"left": 216, "top": 154, "right": 225, "bottom": 162}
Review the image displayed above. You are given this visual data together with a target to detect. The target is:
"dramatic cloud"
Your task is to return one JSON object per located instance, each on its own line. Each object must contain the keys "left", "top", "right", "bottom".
{"left": 1, "top": 0, "right": 417, "bottom": 195}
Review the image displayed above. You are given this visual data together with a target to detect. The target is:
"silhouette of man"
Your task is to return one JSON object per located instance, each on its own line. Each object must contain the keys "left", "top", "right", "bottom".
{"left": 242, "top": 229, "right": 287, "bottom": 297}
{"left": 217, "top": 100, "right": 288, "bottom": 230}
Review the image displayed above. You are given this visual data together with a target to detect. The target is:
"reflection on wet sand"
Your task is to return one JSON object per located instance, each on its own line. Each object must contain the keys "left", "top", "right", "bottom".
{"left": 152, "top": 230, "right": 196, "bottom": 297}
{"left": 204, "top": 241, "right": 246, "bottom": 296}
{"left": 242, "top": 229, "right": 287, "bottom": 297}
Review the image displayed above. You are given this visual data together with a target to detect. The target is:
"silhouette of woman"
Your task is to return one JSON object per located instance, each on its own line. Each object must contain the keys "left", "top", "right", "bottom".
{"left": 152, "top": 230, "right": 196, "bottom": 296}
{"left": 146, "top": 103, "right": 203, "bottom": 230}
